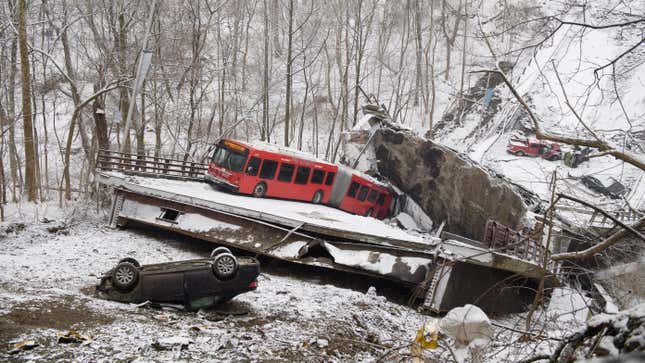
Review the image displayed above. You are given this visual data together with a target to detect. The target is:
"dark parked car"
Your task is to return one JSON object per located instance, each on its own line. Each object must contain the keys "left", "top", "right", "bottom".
{"left": 97, "top": 247, "right": 260, "bottom": 310}
{"left": 580, "top": 175, "right": 627, "bottom": 199}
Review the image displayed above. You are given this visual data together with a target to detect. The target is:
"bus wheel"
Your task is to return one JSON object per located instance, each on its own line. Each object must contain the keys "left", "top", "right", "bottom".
{"left": 252, "top": 182, "right": 267, "bottom": 198}
{"left": 312, "top": 190, "right": 323, "bottom": 204}
{"left": 365, "top": 208, "right": 374, "bottom": 217}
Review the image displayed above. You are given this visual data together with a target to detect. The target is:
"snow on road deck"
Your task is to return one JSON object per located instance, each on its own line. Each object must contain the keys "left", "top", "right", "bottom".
{"left": 99, "top": 171, "right": 428, "bottom": 246}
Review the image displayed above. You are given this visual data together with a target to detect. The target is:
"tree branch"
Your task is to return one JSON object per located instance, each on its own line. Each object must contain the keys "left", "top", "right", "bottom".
{"left": 551, "top": 216, "right": 645, "bottom": 261}
{"left": 555, "top": 17, "right": 645, "bottom": 30}
{"left": 594, "top": 39, "right": 645, "bottom": 78}
{"left": 557, "top": 193, "right": 645, "bottom": 241}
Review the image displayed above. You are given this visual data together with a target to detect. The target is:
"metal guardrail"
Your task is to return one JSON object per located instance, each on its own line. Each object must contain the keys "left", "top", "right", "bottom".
{"left": 96, "top": 149, "right": 208, "bottom": 180}
{"left": 483, "top": 220, "right": 545, "bottom": 264}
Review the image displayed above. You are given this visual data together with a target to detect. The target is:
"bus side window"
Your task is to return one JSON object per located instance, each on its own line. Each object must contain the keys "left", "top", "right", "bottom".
{"left": 260, "top": 160, "right": 278, "bottom": 180}
{"left": 294, "top": 166, "right": 311, "bottom": 185}
{"left": 377, "top": 193, "right": 385, "bottom": 206}
{"left": 358, "top": 186, "right": 370, "bottom": 201}
{"left": 311, "top": 170, "right": 325, "bottom": 184}
{"left": 325, "top": 172, "right": 335, "bottom": 186}
{"left": 278, "top": 163, "right": 295, "bottom": 182}
{"left": 246, "top": 157, "right": 260, "bottom": 176}
{"left": 367, "top": 190, "right": 378, "bottom": 203}
{"left": 347, "top": 181, "right": 360, "bottom": 198}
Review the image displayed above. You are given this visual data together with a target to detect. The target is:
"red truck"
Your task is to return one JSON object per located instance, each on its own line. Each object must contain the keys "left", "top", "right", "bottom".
{"left": 506, "top": 137, "right": 562, "bottom": 161}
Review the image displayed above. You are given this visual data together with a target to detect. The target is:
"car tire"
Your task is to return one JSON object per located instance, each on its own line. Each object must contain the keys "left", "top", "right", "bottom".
{"left": 212, "top": 253, "right": 239, "bottom": 280}
{"left": 312, "top": 190, "right": 323, "bottom": 204}
{"left": 252, "top": 182, "right": 267, "bottom": 198}
{"left": 515, "top": 151, "right": 525, "bottom": 156}
{"left": 365, "top": 208, "right": 374, "bottom": 217}
{"left": 210, "top": 247, "right": 232, "bottom": 258}
{"left": 111, "top": 262, "right": 139, "bottom": 292}
{"left": 118, "top": 257, "right": 140, "bottom": 268}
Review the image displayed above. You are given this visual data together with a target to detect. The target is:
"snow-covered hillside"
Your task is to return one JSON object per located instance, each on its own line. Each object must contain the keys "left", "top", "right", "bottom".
{"left": 434, "top": 1, "right": 644, "bottom": 208}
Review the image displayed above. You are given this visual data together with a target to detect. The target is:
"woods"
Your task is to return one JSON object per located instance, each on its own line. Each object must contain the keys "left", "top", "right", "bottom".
{"left": 1, "top": 0, "right": 478, "bottom": 204}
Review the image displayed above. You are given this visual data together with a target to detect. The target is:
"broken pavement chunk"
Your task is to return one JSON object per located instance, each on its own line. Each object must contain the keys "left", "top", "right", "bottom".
{"left": 9, "top": 340, "right": 39, "bottom": 354}
{"left": 151, "top": 337, "right": 192, "bottom": 351}
{"left": 316, "top": 338, "right": 329, "bottom": 348}
{"left": 57, "top": 330, "right": 91, "bottom": 344}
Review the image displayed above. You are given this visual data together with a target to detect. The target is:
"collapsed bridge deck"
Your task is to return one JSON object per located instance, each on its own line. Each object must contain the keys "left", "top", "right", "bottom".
{"left": 96, "top": 151, "right": 556, "bottom": 313}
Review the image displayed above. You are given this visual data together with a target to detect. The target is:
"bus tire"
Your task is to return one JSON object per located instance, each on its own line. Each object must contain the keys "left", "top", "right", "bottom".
{"left": 312, "top": 190, "right": 323, "bottom": 204}
{"left": 365, "top": 208, "right": 374, "bottom": 217}
{"left": 252, "top": 182, "right": 267, "bottom": 198}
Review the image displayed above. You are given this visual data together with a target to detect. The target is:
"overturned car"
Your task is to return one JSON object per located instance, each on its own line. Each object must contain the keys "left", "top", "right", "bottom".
{"left": 97, "top": 248, "right": 260, "bottom": 310}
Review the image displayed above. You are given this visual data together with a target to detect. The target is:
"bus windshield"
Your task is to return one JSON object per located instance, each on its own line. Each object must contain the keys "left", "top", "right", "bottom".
{"left": 211, "top": 145, "right": 248, "bottom": 172}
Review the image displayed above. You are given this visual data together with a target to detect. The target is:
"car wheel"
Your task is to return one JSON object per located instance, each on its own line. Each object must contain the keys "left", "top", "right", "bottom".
{"left": 111, "top": 262, "right": 139, "bottom": 292}
{"left": 252, "top": 182, "right": 267, "bottom": 198}
{"left": 210, "top": 246, "right": 232, "bottom": 258}
{"left": 515, "top": 151, "right": 525, "bottom": 156}
{"left": 118, "top": 257, "right": 140, "bottom": 268}
{"left": 365, "top": 208, "right": 374, "bottom": 217}
{"left": 312, "top": 190, "right": 323, "bottom": 204}
{"left": 212, "top": 253, "right": 239, "bottom": 280}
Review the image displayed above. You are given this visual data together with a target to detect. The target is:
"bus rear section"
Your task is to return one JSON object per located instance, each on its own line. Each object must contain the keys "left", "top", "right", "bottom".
{"left": 206, "top": 140, "right": 250, "bottom": 192}
{"left": 329, "top": 167, "right": 393, "bottom": 219}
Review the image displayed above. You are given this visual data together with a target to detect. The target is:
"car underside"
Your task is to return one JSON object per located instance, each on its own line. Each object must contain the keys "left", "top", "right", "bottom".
{"left": 97, "top": 248, "right": 260, "bottom": 311}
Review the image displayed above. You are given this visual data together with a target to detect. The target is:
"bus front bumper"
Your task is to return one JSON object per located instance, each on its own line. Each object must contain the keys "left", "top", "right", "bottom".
{"left": 204, "top": 173, "right": 240, "bottom": 193}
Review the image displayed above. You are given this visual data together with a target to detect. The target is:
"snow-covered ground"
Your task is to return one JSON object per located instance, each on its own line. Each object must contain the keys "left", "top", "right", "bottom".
{"left": 0, "top": 203, "right": 585, "bottom": 362}
{"left": 0, "top": 203, "right": 427, "bottom": 361}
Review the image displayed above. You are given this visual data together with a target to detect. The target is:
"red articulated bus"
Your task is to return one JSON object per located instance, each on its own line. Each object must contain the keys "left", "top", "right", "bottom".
{"left": 205, "top": 139, "right": 394, "bottom": 219}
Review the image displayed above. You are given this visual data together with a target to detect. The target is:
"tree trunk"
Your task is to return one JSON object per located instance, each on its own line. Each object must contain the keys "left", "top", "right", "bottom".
{"left": 262, "top": 0, "right": 270, "bottom": 141}
{"left": 443, "top": 0, "right": 462, "bottom": 81}
{"left": 0, "top": 101, "right": 8, "bottom": 213}
{"left": 284, "top": 0, "right": 294, "bottom": 146}
{"left": 118, "top": 12, "right": 129, "bottom": 152}
{"left": 7, "top": 37, "right": 22, "bottom": 201}
{"left": 18, "top": 0, "right": 37, "bottom": 201}
{"left": 341, "top": 2, "right": 350, "bottom": 131}
{"left": 456, "top": 0, "right": 468, "bottom": 125}
{"left": 297, "top": 55, "right": 309, "bottom": 150}
{"left": 136, "top": 88, "right": 145, "bottom": 162}
{"left": 93, "top": 81, "right": 109, "bottom": 151}
{"left": 30, "top": 55, "right": 43, "bottom": 200}
{"left": 271, "top": 0, "right": 282, "bottom": 57}
{"left": 414, "top": 0, "right": 423, "bottom": 107}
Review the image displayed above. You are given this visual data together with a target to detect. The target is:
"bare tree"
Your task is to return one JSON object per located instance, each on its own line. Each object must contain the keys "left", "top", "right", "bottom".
{"left": 284, "top": 0, "right": 294, "bottom": 146}
{"left": 17, "top": 0, "right": 36, "bottom": 201}
{"left": 442, "top": 0, "right": 463, "bottom": 81}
